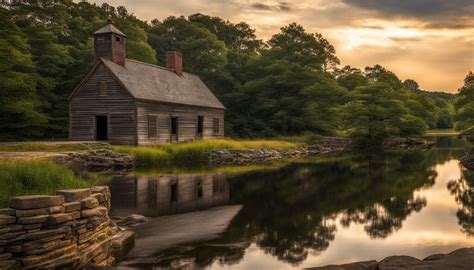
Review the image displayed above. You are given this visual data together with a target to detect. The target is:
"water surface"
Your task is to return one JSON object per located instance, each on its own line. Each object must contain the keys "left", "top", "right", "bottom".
{"left": 107, "top": 136, "right": 473, "bottom": 269}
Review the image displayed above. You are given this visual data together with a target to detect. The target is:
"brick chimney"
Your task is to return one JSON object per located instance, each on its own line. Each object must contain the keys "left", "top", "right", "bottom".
{"left": 166, "top": 51, "right": 183, "bottom": 76}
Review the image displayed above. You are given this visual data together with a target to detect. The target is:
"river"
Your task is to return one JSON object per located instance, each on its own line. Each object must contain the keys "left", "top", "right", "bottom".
{"left": 106, "top": 136, "right": 473, "bottom": 269}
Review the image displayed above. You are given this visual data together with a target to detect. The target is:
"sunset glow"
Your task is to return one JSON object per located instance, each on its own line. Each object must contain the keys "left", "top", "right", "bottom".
{"left": 88, "top": 0, "right": 474, "bottom": 92}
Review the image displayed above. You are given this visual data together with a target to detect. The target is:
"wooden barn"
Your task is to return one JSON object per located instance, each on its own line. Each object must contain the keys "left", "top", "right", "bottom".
{"left": 68, "top": 20, "right": 225, "bottom": 145}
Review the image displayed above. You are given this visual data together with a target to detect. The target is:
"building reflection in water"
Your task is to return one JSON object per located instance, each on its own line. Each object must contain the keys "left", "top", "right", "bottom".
{"left": 108, "top": 173, "right": 229, "bottom": 217}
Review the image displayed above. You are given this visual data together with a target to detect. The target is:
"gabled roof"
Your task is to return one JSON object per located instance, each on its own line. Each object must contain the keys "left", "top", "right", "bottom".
{"left": 100, "top": 58, "right": 225, "bottom": 109}
{"left": 94, "top": 24, "right": 126, "bottom": 37}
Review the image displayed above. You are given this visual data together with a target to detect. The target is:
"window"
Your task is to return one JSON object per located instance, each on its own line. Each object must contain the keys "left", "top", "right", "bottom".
{"left": 115, "top": 36, "right": 121, "bottom": 42}
{"left": 99, "top": 81, "right": 107, "bottom": 96}
{"left": 148, "top": 115, "right": 157, "bottom": 138}
{"left": 96, "top": 37, "right": 105, "bottom": 43}
{"left": 213, "top": 118, "right": 220, "bottom": 134}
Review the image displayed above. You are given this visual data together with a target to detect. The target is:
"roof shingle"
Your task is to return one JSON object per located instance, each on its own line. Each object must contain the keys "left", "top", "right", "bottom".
{"left": 101, "top": 58, "right": 225, "bottom": 109}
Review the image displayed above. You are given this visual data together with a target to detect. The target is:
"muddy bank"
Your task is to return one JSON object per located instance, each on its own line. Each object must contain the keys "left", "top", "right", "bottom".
{"left": 120, "top": 205, "right": 242, "bottom": 267}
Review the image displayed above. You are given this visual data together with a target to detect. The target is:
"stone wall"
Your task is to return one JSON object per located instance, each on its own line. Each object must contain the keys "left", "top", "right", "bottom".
{"left": 209, "top": 137, "right": 351, "bottom": 165}
{"left": 0, "top": 187, "right": 132, "bottom": 269}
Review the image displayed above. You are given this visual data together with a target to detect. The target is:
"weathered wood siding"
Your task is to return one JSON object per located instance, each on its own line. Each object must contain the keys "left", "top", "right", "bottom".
{"left": 69, "top": 63, "right": 136, "bottom": 144}
{"left": 136, "top": 100, "right": 224, "bottom": 145}
{"left": 108, "top": 173, "right": 229, "bottom": 217}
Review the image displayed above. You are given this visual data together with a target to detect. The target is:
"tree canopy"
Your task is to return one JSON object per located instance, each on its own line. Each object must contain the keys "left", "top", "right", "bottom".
{"left": 0, "top": 1, "right": 460, "bottom": 146}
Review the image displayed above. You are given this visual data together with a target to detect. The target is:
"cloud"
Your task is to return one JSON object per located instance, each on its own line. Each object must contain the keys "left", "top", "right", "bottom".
{"left": 251, "top": 2, "right": 292, "bottom": 12}
{"left": 340, "top": 0, "right": 474, "bottom": 30}
{"left": 87, "top": 0, "right": 474, "bottom": 92}
{"left": 340, "top": 0, "right": 474, "bottom": 18}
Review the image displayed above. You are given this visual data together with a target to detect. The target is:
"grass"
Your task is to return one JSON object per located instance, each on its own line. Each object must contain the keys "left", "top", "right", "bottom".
{"left": 113, "top": 138, "right": 300, "bottom": 166}
{"left": 0, "top": 158, "right": 94, "bottom": 207}
{"left": 0, "top": 142, "right": 110, "bottom": 152}
{"left": 424, "top": 129, "right": 460, "bottom": 136}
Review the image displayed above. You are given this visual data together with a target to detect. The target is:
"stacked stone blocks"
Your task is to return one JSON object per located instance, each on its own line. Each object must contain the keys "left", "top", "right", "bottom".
{"left": 0, "top": 186, "right": 114, "bottom": 269}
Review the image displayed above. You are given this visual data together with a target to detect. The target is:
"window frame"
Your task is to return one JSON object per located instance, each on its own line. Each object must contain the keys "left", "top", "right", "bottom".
{"left": 99, "top": 81, "right": 107, "bottom": 96}
{"left": 213, "top": 118, "right": 220, "bottom": 134}
{"left": 148, "top": 115, "right": 158, "bottom": 138}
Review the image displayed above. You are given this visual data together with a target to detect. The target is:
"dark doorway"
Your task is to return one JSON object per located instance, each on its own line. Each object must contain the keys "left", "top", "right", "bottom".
{"left": 197, "top": 116, "right": 203, "bottom": 139}
{"left": 171, "top": 117, "right": 178, "bottom": 135}
{"left": 170, "top": 183, "right": 178, "bottom": 202}
{"left": 95, "top": 115, "right": 108, "bottom": 141}
{"left": 171, "top": 117, "right": 178, "bottom": 142}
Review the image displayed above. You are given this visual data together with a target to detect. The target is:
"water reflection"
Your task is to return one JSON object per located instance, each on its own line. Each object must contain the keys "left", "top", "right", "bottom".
{"left": 109, "top": 173, "right": 229, "bottom": 217}
{"left": 448, "top": 169, "right": 474, "bottom": 236}
{"left": 109, "top": 136, "right": 474, "bottom": 269}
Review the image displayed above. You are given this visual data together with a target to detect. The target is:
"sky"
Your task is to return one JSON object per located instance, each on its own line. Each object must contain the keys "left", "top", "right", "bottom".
{"left": 89, "top": 0, "right": 474, "bottom": 93}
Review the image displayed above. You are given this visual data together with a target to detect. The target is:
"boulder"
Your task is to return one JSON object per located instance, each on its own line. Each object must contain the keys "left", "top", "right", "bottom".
{"left": 10, "top": 195, "right": 65, "bottom": 210}
{"left": 378, "top": 256, "right": 422, "bottom": 269}
{"left": 56, "top": 189, "right": 91, "bottom": 202}
{"left": 110, "top": 231, "right": 135, "bottom": 262}
{"left": 306, "top": 260, "right": 378, "bottom": 270}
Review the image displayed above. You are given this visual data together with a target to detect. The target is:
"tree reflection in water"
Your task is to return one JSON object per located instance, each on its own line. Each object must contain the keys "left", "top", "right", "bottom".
{"left": 135, "top": 142, "right": 470, "bottom": 268}
{"left": 448, "top": 168, "right": 474, "bottom": 236}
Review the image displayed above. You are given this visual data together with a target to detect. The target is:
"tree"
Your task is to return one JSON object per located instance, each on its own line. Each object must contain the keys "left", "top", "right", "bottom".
{"left": 147, "top": 16, "right": 227, "bottom": 76}
{"left": 340, "top": 83, "right": 426, "bottom": 149}
{"left": 0, "top": 8, "right": 47, "bottom": 140}
{"left": 335, "top": 66, "right": 368, "bottom": 91}
{"left": 364, "top": 64, "right": 403, "bottom": 90}
{"left": 403, "top": 79, "right": 420, "bottom": 91}
{"left": 266, "top": 23, "right": 339, "bottom": 71}
{"left": 454, "top": 71, "right": 474, "bottom": 134}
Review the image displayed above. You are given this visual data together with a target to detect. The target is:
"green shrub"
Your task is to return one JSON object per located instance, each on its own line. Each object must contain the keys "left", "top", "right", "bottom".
{"left": 113, "top": 138, "right": 299, "bottom": 166}
{"left": 0, "top": 159, "right": 92, "bottom": 207}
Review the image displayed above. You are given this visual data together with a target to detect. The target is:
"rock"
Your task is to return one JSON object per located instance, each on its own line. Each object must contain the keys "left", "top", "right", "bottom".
{"left": 81, "top": 197, "right": 100, "bottom": 209}
{"left": 21, "top": 243, "right": 78, "bottom": 267}
{"left": 383, "top": 137, "right": 435, "bottom": 150}
{"left": 0, "top": 208, "right": 16, "bottom": 216}
{"left": 10, "top": 195, "right": 65, "bottom": 210}
{"left": 0, "top": 253, "right": 12, "bottom": 261}
{"left": 18, "top": 215, "right": 48, "bottom": 225}
{"left": 0, "top": 260, "right": 16, "bottom": 269}
{"left": 44, "top": 213, "right": 73, "bottom": 226}
{"left": 56, "top": 150, "right": 134, "bottom": 173}
{"left": 0, "top": 231, "right": 25, "bottom": 240}
{"left": 111, "top": 231, "right": 135, "bottom": 262}
{"left": 56, "top": 189, "right": 91, "bottom": 202}
{"left": 24, "top": 226, "right": 71, "bottom": 241}
{"left": 5, "top": 244, "right": 22, "bottom": 253}
{"left": 306, "top": 260, "right": 378, "bottom": 270}
{"left": 15, "top": 205, "right": 64, "bottom": 218}
{"left": 63, "top": 201, "right": 81, "bottom": 213}
{"left": 461, "top": 148, "right": 474, "bottom": 170}
{"left": 0, "top": 215, "right": 16, "bottom": 226}
{"left": 91, "top": 193, "right": 105, "bottom": 203}
{"left": 81, "top": 207, "right": 108, "bottom": 218}
{"left": 378, "top": 256, "right": 422, "bottom": 269}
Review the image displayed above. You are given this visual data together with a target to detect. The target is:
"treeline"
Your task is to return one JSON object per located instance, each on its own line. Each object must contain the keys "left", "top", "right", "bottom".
{"left": 1, "top": 1, "right": 471, "bottom": 146}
